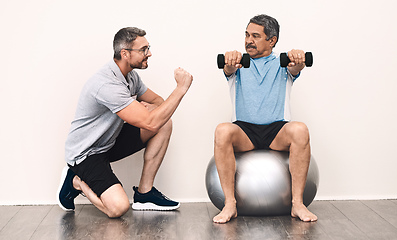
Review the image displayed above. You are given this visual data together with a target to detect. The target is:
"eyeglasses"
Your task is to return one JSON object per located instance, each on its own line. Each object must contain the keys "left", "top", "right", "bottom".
{"left": 124, "top": 45, "right": 151, "bottom": 56}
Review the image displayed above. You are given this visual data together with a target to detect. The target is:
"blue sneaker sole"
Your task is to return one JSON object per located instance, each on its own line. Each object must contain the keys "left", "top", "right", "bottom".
{"left": 57, "top": 166, "right": 75, "bottom": 212}
{"left": 132, "top": 202, "right": 180, "bottom": 211}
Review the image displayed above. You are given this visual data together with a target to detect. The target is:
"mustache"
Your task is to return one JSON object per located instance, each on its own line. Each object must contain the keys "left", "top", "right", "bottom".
{"left": 246, "top": 44, "right": 257, "bottom": 49}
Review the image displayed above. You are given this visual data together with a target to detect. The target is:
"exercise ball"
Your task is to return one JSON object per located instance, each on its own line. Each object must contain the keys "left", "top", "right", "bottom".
{"left": 205, "top": 150, "right": 319, "bottom": 216}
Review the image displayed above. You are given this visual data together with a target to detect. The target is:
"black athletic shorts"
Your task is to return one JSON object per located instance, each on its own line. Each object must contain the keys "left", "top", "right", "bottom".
{"left": 233, "top": 120, "right": 288, "bottom": 150}
{"left": 69, "top": 123, "right": 146, "bottom": 197}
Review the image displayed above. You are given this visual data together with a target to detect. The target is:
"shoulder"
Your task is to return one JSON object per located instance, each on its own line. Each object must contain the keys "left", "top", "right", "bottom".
{"left": 84, "top": 63, "right": 125, "bottom": 94}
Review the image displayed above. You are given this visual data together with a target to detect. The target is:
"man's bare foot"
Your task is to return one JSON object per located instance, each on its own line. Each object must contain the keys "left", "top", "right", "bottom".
{"left": 213, "top": 203, "right": 238, "bottom": 224}
{"left": 291, "top": 202, "right": 318, "bottom": 222}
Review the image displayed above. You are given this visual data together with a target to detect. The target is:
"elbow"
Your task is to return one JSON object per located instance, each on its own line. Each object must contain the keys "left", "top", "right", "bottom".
{"left": 123, "top": 119, "right": 160, "bottom": 133}
{"left": 142, "top": 120, "right": 162, "bottom": 133}
{"left": 143, "top": 118, "right": 173, "bottom": 134}
{"left": 145, "top": 125, "right": 161, "bottom": 133}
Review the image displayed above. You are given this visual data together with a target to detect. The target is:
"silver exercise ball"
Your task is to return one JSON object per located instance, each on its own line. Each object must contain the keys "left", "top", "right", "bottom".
{"left": 205, "top": 150, "right": 319, "bottom": 216}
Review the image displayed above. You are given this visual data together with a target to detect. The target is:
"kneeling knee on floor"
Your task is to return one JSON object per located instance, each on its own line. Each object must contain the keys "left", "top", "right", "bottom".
{"left": 107, "top": 202, "right": 130, "bottom": 218}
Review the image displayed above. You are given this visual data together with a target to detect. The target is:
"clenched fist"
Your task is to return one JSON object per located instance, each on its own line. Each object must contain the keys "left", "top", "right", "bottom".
{"left": 174, "top": 67, "right": 193, "bottom": 93}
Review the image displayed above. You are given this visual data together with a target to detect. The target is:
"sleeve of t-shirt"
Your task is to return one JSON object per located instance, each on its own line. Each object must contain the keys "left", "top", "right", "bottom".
{"left": 287, "top": 69, "right": 300, "bottom": 82}
{"left": 95, "top": 81, "right": 135, "bottom": 114}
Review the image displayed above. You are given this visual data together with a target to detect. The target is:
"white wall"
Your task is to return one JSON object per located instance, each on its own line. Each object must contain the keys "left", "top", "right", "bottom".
{"left": 1, "top": 0, "right": 397, "bottom": 205}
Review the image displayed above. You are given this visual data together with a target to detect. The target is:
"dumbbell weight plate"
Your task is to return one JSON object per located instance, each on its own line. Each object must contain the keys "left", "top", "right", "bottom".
{"left": 305, "top": 52, "right": 313, "bottom": 67}
{"left": 241, "top": 53, "right": 250, "bottom": 68}
{"left": 217, "top": 54, "right": 225, "bottom": 69}
{"left": 280, "top": 53, "right": 289, "bottom": 68}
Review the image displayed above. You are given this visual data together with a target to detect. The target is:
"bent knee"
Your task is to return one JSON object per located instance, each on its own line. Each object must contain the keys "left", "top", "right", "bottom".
{"left": 214, "top": 123, "right": 236, "bottom": 145}
{"left": 288, "top": 122, "right": 310, "bottom": 144}
{"left": 106, "top": 201, "right": 130, "bottom": 218}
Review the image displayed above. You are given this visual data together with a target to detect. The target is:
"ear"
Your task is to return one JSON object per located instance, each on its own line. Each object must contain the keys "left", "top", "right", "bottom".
{"left": 269, "top": 36, "right": 277, "bottom": 48}
{"left": 121, "top": 49, "right": 128, "bottom": 59}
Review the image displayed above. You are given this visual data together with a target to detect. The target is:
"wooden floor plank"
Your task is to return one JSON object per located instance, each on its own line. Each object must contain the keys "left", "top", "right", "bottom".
{"left": 1, "top": 200, "right": 397, "bottom": 239}
{"left": 132, "top": 209, "right": 178, "bottom": 239}
{"left": 242, "top": 216, "right": 288, "bottom": 240}
{"left": 278, "top": 215, "right": 329, "bottom": 239}
{"left": 308, "top": 201, "right": 369, "bottom": 240}
{"left": 175, "top": 202, "right": 214, "bottom": 240}
{"left": 363, "top": 200, "right": 397, "bottom": 228}
{"left": 206, "top": 202, "right": 253, "bottom": 239}
{"left": 308, "top": 200, "right": 346, "bottom": 220}
{"left": 30, "top": 206, "right": 75, "bottom": 240}
{"left": 82, "top": 216, "right": 133, "bottom": 240}
{"left": 0, "top": 205, "right": 22, "bottom": 231}
{"left": 209, "top": 217, "right": 253, "bottom": 240}
{"left": 0, "top": 205, "right": 52, "bottom": 240}
{"left": 76, "top": 205, "right": 143, "bottom": 240}
{"left": 332, "top": 200, "right": 397, "bottom": 239}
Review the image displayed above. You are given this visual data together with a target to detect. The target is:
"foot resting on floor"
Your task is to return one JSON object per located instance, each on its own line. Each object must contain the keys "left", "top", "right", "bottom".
{"left": 291, "top": 202, "right": 318, "bottom": 222}
{"left": 213, "top": 202, "right": 238, "bottom": 224}
{"left": 132, "top": 186, "right": 180, "bottom": 211}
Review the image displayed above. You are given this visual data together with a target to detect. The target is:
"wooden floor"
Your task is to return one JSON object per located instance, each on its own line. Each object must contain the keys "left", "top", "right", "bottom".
{"left": 1, "top": 200, "right": 397, "bottom": 240}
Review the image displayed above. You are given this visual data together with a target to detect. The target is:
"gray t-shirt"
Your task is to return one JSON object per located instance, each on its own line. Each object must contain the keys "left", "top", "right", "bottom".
{"left": 65, "top": 60, "right": 148, "bottom": 166}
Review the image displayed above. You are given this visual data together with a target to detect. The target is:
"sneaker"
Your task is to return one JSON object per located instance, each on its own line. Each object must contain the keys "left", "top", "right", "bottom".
{"left": 57, "top": 166, "right": 81, "bottom": 211}
{"left": 132, "top": 186, "right": 180, "bottom": 211}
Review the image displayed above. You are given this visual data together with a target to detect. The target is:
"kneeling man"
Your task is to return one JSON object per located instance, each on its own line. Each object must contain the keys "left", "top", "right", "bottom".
{"left": 58, "top": 27, "right": 193, "bottom": 218}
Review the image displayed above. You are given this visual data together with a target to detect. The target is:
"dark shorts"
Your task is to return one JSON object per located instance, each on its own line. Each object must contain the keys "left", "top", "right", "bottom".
{"left": 233, "top": 120, "right": 288, "bottom": 150}
{"left": 69, "top": 123, "right": 146, "bottom": 197}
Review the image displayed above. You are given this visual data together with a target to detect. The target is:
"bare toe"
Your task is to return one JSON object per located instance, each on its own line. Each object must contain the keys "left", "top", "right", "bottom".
{"left": 291, "top": 203, "right": 318, "bottom": 222}
{"left": 213, "top": 205, "right": 238, "bottom": 224}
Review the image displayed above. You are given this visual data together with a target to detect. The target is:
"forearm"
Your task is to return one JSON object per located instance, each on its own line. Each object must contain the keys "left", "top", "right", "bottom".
{"left": 288, "top": 64, "right": 305, "bottom": 77}
{"left": 224, "top": 65, "right": 237, "bottom": 77}
{"left": 138, "top": 89, "right": 164, "bottom": 107}
{"left": 286, "top": 49, "right": 306, "bottom": 76}
{"left": 117, "top": 67, "right": 192, "bottom": 132}
{"left": 144, "top": 87, "right": 186, "bottom": 132}
{"left": 117, "top": 88, "right": 185, "bottom": 132}
{"left": 150, "top": 95, "right": 164, "bottom": 107}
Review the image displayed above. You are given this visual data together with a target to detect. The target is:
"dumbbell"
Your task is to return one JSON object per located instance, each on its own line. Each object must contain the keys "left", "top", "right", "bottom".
{"left": 217, "top": 53, "right": 250, "bottom": 69}
{"left": 280, "top": 52, "right": 313, "bottom": 67}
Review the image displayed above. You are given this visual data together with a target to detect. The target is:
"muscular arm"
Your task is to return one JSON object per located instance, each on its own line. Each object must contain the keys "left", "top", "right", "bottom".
{"left": 138, "top": 88, "right": 164, "bottom": 107}
{"left": 116, "top": 68, "right": 192, "bottom": 132}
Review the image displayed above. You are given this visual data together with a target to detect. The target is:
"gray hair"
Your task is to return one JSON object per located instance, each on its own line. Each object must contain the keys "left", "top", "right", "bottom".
{"left": 248, "top": 14, "right": 280, "bottom": 47}
{"left": 113, "top": 27, "right": 146, "bottom": 60}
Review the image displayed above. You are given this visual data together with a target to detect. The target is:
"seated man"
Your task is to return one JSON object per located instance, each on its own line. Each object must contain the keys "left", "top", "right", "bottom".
{"left": 213, "top": 14, "right": 317, "bottom": 223}
{"left": 57, "top": 27, "right": 193, "bottom": 218}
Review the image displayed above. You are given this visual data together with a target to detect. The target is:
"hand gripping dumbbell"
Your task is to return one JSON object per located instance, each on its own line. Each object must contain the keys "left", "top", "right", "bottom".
{"left": 217, "top": 53, "right": 250, "bottom": 69}
{"left": 280, "top": 52, "right": 313, "bottom": 67}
